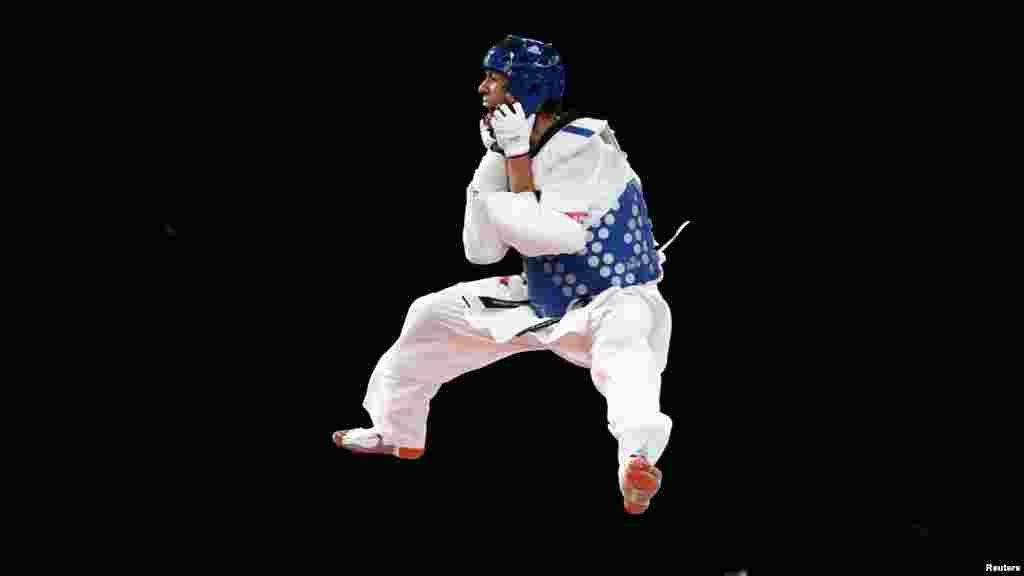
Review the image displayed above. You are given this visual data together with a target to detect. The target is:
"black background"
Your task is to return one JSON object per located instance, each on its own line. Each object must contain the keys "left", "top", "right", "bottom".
{"left": 155, "top": 11, "right": 1015, "bottom": 572}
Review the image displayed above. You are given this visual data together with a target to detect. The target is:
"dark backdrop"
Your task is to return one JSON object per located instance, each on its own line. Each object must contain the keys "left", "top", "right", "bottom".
{"left": 155, "top": 14, "right": 1013, "bottom": 572}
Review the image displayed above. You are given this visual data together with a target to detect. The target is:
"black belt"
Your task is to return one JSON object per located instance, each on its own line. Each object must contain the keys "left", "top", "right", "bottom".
{"left": 479, "top": 296, "right": 530, "bottom": 309}
{"left": 462, "top": 295, "right": 590, "bottom": 338}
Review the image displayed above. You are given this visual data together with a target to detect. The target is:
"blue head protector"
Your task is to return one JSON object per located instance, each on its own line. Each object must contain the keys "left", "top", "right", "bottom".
{"left": 482, "top": 35, "right": 566, "bottom": 117}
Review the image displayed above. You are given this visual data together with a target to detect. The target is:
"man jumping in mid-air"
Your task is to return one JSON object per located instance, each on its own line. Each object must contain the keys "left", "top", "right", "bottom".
{"left": 333, "top": 34, "right": 689, "bottom": 514}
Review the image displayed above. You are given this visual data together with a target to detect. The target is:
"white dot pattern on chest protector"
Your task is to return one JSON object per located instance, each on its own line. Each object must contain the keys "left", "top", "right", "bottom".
{"left": 523, "top": 178, "right": 659, "bottom": 319}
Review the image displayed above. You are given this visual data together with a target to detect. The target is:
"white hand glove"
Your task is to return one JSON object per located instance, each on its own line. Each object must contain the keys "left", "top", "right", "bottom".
{"left": 490, "top": 102, "right": 533, "bottom": 158}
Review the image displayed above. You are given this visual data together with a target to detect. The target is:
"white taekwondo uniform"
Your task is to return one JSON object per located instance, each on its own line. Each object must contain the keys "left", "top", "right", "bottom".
{"left": 358, "top": 115, "right": 688, "bottom": 474}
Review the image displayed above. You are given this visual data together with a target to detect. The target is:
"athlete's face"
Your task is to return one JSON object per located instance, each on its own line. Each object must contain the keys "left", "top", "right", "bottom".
{"left": 478, "top": 70, "right": 510, "bottom": 112}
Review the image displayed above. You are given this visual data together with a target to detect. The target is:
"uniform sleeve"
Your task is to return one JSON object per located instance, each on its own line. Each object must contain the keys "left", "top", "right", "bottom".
{"left": 465, "top": 133, "right": 620, "bottom": 262}
{"left": 481, "top": 192, "right": 586, "bottom": 258}
{"left": 463, "top": 151, "right": 511, "bottom": 265}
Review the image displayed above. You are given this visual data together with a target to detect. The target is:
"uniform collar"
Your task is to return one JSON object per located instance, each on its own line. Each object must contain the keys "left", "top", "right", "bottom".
{"left": 529, "top": 110, "right": 592, "bottom": 159}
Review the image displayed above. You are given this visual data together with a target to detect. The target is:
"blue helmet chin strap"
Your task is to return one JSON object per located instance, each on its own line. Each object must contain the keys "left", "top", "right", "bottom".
{"left": 482, "top": 35, "right": 567, "bottom": 117}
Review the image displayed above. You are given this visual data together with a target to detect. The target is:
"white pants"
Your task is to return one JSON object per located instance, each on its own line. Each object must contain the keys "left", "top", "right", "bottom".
{"left": 360, "top": 275, "right": 674, "bottom": 469}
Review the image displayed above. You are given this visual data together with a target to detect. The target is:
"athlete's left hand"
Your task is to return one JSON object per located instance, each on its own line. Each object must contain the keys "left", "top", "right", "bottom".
{"left": 480, "top": 116, "right": 497, "bottom": 151}
{"left": 491, "top": 100, "right": 532, "bottom": 158}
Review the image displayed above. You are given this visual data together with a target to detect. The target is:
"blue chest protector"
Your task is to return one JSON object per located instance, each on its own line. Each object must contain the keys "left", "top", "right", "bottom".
{"left": 523, "top": 177, "right": 661, "bottom": 319}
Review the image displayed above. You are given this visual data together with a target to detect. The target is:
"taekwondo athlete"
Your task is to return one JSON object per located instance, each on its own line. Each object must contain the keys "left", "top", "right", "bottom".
{"left": 333, "top": 35, "right": 689, "bottom": 515}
